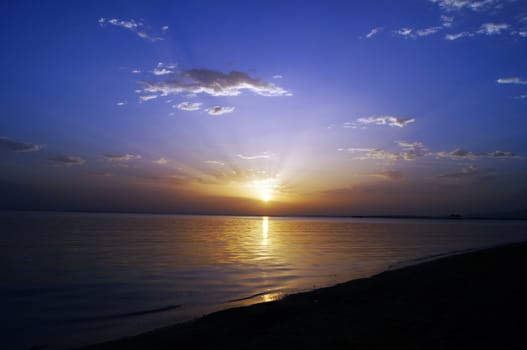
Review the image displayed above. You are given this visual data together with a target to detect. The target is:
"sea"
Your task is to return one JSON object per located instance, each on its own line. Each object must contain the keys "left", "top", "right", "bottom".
{"left": 1, "top": 211, "right": 526, "bottom": 350}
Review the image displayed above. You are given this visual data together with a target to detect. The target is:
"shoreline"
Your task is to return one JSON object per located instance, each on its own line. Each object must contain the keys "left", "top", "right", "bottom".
{"left": 81, "top": 241, "right": 527, "bottom": 349}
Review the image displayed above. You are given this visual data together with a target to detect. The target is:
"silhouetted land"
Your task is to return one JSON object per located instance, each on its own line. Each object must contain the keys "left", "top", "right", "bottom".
{"left": 82, "top": 242, "right": 527, "bottom": 350}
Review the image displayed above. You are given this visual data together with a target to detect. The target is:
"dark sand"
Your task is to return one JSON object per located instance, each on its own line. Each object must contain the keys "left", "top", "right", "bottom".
{"left": 82, "top": 242, "right": 527, "bottom": 349}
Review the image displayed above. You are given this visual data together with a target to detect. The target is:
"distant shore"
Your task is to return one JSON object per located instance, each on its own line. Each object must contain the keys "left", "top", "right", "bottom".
{"left": 3, "top": 209, "right": 527, "bottom": 220}
{"left": 82, "top": 241, "right": 527, "bottom": 349}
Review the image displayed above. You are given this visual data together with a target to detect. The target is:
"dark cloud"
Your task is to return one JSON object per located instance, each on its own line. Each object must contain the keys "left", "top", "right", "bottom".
{"left": 435, "top": 149, "right": 519, "bottom": 160}
{"left": 437, "top": 165, "right": 495, "bottom": 183}
{"left": 103, "top": 154, "right": 142, "bottom": 161}
{"left": 49, "top": 155, "right": 85, "bottom": 166}
{"left": 140, "top": 69, "right": 291, "bottom": 98}
{"left": 206, "top": 106, "right": 235, "bottom": 115}
{"left": 0, "top": 137, "right": 41, "bottom": 152}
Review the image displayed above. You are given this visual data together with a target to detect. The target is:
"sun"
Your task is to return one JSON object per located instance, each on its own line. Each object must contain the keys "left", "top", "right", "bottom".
{"left": 249, "top": 178, "right": 277, "bottom": 203}
{"left": 261, "top": 192, "right": 272, "bottom": 202}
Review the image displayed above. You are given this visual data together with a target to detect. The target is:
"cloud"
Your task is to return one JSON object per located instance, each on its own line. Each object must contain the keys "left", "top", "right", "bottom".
{"left": 437, "top": 165, "right": 495, "bottom": 183}
{"left": 445, "top": 32, "right": 473, "bottom": 40}
{"left": 435, "top": 148, "right": 519, "bottom": 160}
{"left": 519, "top": 31, "right": 527, "bottom": 37}
{"left": 152, "top": 62, "right": 176, "bottom": 76}
{"left": 356, "top": 115, "right": 415, "bottom": 128}
{"left": 98, "top": 17, "right": 165, "bottom": 42}
{"left": 395, "top": 28, "right": 414, "bottom": 38}
{"left": 0, "top": 137, "right": 41, "bottom": 152}
{"left": 103, "top": 154, "right": 142, "bottom": 161}
{"left": 131, "top": 69, "right": 141, "bottom": 74}
{"left": 175, "top": 102, "right": 202, "bottom": 111}
{"left": 497, "top": 77, "right": 527, "bottom": 85}
{"left": 140, "top": 69, "right": 292, "bottom": 98}
{"left": 49, "top": 155, "right": 85, "bottom": 166}
{"left": 396, "top": 141, "right": 428, "bottom": 159}
{"left": 512, "top": 94, "right": 527, "bottom": 99}
{"left": 206, "top": 106, "right": 235, "bottom": 115}
{"left": 339, "top": 141, "right": 427, "bottom": 161}
{"left": 338, "top": 148, "right": 403, "bottom": 161}
{"left": 441, "top": 15, "right": 454, "bottom": 27}
{"left": 431, "top": 0, "right": 500, "bottom": 12}
{"left": 153, "top": 157, "right": 169, "bottom": 165}
{"left": 365, "top": 27, "right": 382, "bottom": 38}
{"left": 204, "top": 160, "right": 225, "bottom": 166}
{"left": 416, "top": 26, "right": 443, "bottom": 36}
{"left": 342, "top": 122, "right": 360, "bottom": 129}
{"left": 477, "top": 23, "right": 510, "bottom": 35}
{"left": 273, "top": 75, "right": 283, "bottom": 79}
{"left": 116, "top": 101, "right": 127, "bottom": 106}
{"left": 395, "top": 25, "right": 443, "bottom": 39}
{"left": 162, "top": 26, "right": 169, "bottom": 32}
{"left": 372, "top": 170, "right": 404, "bottom": 181}
{"left": 153, "top": 68, "right": 174, "bottom": 76}
{"left": 139, "top": 95, "right": 159, "bottom": 102}
{"left": 444, "top": 23, "right": 512, "bottom": 41}
{"left": 237, "top": 153, "right": 272, "bottom": 160}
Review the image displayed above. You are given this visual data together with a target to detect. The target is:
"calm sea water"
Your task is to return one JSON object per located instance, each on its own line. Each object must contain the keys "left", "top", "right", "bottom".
{"left": 1, "top": 212, "right": 526, "bottom": 349}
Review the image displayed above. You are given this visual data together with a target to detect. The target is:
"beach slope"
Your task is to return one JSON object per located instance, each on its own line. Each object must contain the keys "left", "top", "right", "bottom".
{"left": 83, "top": 242, "right": 527, "bottom": 349}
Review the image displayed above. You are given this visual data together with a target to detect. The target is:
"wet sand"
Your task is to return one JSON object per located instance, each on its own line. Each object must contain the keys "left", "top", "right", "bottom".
{"left": 82, "top": 242, "right": 527, "bottom": 349}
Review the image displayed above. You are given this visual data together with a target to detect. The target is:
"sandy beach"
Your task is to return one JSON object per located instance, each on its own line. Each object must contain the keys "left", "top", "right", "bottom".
{"left": 81, "top": 242, "right": 527, "bottom": 349}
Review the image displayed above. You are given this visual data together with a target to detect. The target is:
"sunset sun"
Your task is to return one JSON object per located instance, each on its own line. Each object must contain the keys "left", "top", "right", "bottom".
{"left": 249, "top": 178, "right": 277, "bottom": 203}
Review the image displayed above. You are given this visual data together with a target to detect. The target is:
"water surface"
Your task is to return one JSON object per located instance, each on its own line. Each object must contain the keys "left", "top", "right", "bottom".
{"left": 1, "top": 212, "right": 526, "bottom": 349}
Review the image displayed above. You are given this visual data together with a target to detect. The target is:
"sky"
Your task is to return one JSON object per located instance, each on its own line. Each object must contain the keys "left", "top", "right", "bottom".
{"left": 1, "top": 0, "right": 527, "bottom": 216}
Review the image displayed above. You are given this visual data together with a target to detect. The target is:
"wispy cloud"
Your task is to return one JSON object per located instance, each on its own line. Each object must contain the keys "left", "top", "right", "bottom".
{"left": 204, "top": 160, "right": 225, "bottom": 166}
{"left": 103, "top": 154, "right": 142, "bottom": 161}
{"left": 431, "top": 0, "right": 500, "bottom": 12}
{"left": 49, "top": 155, "right": 85, "bottom": 166}
{"left": 435, "top": 148, "right": 519, "bottom": 160}
{"left": 131, "top": 69, "right": 141, "bottom": 74}
{"left": 371, "top": 170, "right": 403, "bottom": 181}
{"left": 356, "top": 115, "right": 415, "bottom": 128}
{"left": 512, "top": 94, "right": 527, "bottom": 99}
{"left": 497, "top": 77, "right": 527, "bottom": 85}
{"left": 116, "top": 101, "right": 127, "bottom": 106}
{"left": 272, "top": 74, "right": 283, "bottom": 79}
{"left": 397, "top": 141, "right": 428, "bottom": 159}
{"left": 237, "top": 153, "right": 272, "bottom": 160}
{"left": 338, "top": 148, "right": 403, "bottom": 161}
{"left": 153, "top": 157, "right": 169, "bottom": 165}
{"left": 139, "top": 95, "right": 158, "bottom": 102}
{"left": 153, "top": 68, "right": 174, "bottom": 76}
{"left": 339, "top": 141, "right": 427, "bottom": 161}
{"left": 441, "top": 15, "right": 454, "bottom": 27}
{"left": 395, "top": 28, "right": 414, "bottom": 38}
{"left": 140, "top": 69, "right": 291, "bottom": 98}
{"left": 98, "top": 17, "right": 166, "bottom": 42}
{"left": 0, "top": 137, "right": 41, "bottom": 152}
{"left": 152, "top": 62, "right": 177, "bottom": 76}
{"left": 477, "top": 23, "right": 509, "bottom": 35}
{"left": 445, "top": 31, "right": 473, "bottom": 40}
{"left": 416, "top": 26, "right": 443, "bottom": 37}
{"left": 206, "top": 106, "right": 235, "bottom": 115}
{"left": 175, "top": 102, "right": 202, "bottom": 111}
{"left": 437, "top": 165, "right": 495, "bottom": 183}
{"left": 395, "top": 26, "right": 444, "bottom": 39}
{"left": 365, "top": 27, "right": 382, "bottom": 38}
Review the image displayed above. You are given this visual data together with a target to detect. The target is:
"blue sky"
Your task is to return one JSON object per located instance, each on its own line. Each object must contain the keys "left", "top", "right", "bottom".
{"left": 1, "top": 0, "right": 526, "bottom": 216}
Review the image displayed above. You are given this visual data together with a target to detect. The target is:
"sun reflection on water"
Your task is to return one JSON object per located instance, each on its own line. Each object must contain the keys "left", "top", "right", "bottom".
{"left": 262, "top": 216, "right": 269, "bottom": 242}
